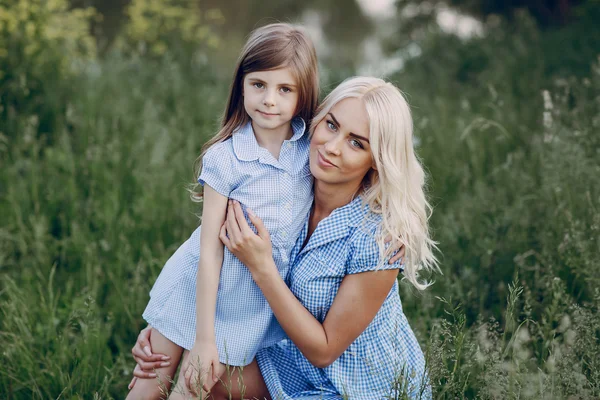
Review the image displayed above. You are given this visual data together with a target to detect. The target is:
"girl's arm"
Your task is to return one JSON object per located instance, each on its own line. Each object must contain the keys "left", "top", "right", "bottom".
{"left": 221, "top": 201, "right": 399, "bottom": 368}
{"left": 184, "top": 185, "right": 228, "bottom": 390}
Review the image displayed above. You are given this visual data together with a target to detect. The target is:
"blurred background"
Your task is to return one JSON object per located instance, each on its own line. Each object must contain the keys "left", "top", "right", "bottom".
{"left": 1, "top": 0, "right": 599, "bottom": 398}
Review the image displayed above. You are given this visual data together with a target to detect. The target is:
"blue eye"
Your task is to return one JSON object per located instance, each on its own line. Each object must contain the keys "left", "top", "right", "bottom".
{"left": 253, "top": 82, "right": 264, "bottom": 89}
{"left": 280, "top": 87, "right": 292, "bottom": 93}
{"left": 326, "top": 120, "right": 337, "bottom": 131}
{"left": 350, "top": 139, "right": 364, "bottom": 149}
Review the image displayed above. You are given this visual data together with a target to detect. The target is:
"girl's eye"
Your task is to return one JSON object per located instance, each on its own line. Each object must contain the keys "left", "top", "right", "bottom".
{"left": 253, "top": 82, "right": 265, "bottom": 89}
{"left": 280, "top": 87, "right": 292, "bottom": 93}
{"left": 326, "top": 120, "right": 337, "bottom": 131}
{"left": 350, "top": 138, "right": 364, "bottom": 149}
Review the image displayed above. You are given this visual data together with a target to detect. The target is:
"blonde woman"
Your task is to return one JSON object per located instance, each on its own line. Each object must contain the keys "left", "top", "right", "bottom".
{"left": 132, "top": 77, "right": 438, "bottom": 399}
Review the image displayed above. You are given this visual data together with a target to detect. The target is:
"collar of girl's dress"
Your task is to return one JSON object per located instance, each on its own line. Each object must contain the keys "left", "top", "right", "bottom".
{"left": 232, "top": 117, "right": 307, "bottom": 162}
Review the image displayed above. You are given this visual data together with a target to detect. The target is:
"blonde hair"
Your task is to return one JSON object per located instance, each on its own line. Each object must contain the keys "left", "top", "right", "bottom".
{"left": 310, "top": 77, "right": 439, "bottom": 290}
{"left": 191, "top": 23, "right": 319, "bottom": 200}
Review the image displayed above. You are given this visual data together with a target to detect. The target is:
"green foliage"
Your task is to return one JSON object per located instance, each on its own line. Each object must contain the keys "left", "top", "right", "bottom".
{"left": 0, "top": 0, "right": 97, "bottom": 143}
{"left": 393, "top": 8, "right": 600, "bottom": 399}
{"left": 118, "top": 0, "right": 223, "bottom": 59}
{"left": 1, "top": 3, "right": 599, "bottom": 398}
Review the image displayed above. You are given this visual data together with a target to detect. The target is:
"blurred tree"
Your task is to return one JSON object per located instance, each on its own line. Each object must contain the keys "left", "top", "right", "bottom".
{"left": 395, "top": 0, "right": 588, "bottom": 32}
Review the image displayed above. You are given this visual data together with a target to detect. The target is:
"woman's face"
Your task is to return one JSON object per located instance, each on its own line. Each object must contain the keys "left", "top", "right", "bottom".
{"left": 309, "top": 97, "right": 375, "bottom": 190}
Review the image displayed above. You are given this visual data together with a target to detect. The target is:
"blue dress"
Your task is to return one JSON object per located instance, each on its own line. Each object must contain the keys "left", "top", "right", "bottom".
{"left": 142, "top": 118, "right": 313, "bottom": 366}
{"left": 256, "top": 196, "right": 432, "bottom": 399}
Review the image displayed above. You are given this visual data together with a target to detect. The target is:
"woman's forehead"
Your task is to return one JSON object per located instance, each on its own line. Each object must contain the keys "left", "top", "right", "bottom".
{"left": 328, "top": 98, "right": 369, "bottom": 138}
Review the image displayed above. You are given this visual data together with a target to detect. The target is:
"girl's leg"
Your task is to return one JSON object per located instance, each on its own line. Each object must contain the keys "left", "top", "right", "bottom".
{"left": 168, "top": 356, "right": 270, "bottom": 400}
{"left": 168, "top": 350, "right": 205, "bottom": 400}
{"left": 126, "top": 328, "right": 184, "bottom": 400}
{"left": 209, "top": 359, "right": 271, "bottom": 400}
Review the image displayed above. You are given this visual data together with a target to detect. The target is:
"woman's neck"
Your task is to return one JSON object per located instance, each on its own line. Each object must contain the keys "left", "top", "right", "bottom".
{"left": 312, "top": 180, "right": 361, "bottom": 220}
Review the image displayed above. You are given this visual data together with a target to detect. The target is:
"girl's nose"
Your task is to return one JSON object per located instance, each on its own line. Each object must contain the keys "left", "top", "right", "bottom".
{"left": 263, "top": 90, "right": 276, "bottom": 107}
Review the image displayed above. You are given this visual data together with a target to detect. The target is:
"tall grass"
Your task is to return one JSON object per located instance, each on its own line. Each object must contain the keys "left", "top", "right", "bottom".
{"left": 1, "top": 3, "right": 599, "bottom": 399}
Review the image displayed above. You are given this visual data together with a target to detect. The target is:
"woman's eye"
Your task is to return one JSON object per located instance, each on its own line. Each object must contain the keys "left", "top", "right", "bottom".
{"left": 326, "top": 120, "right": 337, "bottom": 131}
{"left": 350, "top": 139, "right": 363, "bottom": 149}
{"left": 253, "top": 82, "right": 264, "bottom": 89}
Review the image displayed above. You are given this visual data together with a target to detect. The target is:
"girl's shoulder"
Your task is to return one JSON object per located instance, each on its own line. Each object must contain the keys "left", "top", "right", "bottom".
{"left": 203, "top": 138, "right": 235, "bottom": 160}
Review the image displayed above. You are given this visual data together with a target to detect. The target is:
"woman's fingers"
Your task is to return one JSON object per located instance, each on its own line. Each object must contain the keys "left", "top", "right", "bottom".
{"left": 247, "top": 208, "right": 269, "bottom": 240}
{"left": 232, "top": 201, "right": 254, "bottom": 235}
{"left": 219, "top": 223, "right": 231, "bottom": 248}
{"left": 132, "top": 363, "right": 157, "bottom": 379}
{"left": 226, "top": 200, "right": 242, "bottom": 241}
{"left": 133, "top": 356, "right": 170, "bottom": 371}
{"left": 128, "top": 376, "right": 137, "bottom": 390}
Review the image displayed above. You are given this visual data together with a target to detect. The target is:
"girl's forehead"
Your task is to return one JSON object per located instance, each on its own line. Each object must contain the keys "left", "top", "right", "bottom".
{"left": 245, "top": 67, "right": 297, "bottom": 84}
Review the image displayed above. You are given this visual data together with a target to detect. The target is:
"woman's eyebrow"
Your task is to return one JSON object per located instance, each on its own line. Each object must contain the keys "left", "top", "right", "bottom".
{"left": 328, "top": 112, "right": 370, "bottom": 143}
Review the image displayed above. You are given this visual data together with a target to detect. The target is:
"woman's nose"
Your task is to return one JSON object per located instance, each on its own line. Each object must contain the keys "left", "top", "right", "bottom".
{"left": 324, "top": 136, "right": 341, "bottom": 155}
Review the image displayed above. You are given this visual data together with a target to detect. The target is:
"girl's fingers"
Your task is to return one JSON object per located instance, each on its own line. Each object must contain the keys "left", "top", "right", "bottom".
{"left": 389, "top": 245, "right": 405, "bottom": 264}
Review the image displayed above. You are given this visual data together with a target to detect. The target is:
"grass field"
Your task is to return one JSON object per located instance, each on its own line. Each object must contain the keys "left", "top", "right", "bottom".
{"left": 1, "top": 2, "right": 599, "bottom": 398}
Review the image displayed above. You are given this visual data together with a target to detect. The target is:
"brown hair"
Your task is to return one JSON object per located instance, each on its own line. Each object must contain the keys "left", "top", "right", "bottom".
{"left": 191, "top": 23, "right": 319, "bottom": 200}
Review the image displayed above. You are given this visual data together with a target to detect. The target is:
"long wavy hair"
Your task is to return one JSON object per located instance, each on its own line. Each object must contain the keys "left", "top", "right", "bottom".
{"left": 310, "top": 77, "right": 440, "bottom": 289}
{"left": 191, "top": 23, "right": 319, "bottom": 200}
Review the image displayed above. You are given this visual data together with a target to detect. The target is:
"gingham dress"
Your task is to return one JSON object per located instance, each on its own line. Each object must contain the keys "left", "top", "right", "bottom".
{"left": 256, "top": 196, "right": 432, "bottom": 399}
{"left": 143, "top": 118, "right": 313, "bottom": 366}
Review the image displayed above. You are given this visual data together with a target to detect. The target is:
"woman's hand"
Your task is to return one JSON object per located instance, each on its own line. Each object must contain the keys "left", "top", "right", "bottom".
{"left": 128, "top": 325, "right": 171, "bottom": 389}
{"left": 219, "top": 200, "right": 275, "bottom": 278}
{"left": 183, "top": 339, "right": 225, "bottom": 395}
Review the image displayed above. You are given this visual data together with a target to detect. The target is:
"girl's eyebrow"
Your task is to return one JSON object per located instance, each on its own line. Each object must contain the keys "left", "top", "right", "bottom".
{"left": 247, "top": 78, "right": 296, "bottom": 87}
{"left": 328, "top": 112, "right": 370, "bottom": 143}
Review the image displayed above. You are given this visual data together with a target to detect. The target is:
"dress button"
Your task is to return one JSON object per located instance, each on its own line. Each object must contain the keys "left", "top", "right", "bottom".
{"left": 285, "top": 202, "right": 292, "bottom": 210}
{"left": 287, "top": 142, "right": 292, "bottom": 149}
{"left": 281, "top": 231, "right": 287, "bottom": 238}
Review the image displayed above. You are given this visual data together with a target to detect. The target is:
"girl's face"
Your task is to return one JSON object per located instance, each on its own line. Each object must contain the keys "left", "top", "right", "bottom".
{"left": 309, "top": 97, "right": 375, "bottom": 190}
{"left": 243, "top": 67, "right": 299, "bottom": 134}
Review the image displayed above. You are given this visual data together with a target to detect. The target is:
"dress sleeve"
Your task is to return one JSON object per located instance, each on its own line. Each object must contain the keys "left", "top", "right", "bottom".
{"left": 347, "top": 225, "right": 403, "bottom": 275}
{"left": 198, "top": 142, "right": 237, "bottom": 197}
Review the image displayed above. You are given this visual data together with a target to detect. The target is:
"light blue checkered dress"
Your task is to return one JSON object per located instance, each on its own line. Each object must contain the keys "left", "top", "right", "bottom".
{"left": 142, "top": 118, "right": 313, "bottom": 366}
{"left": 256, "top": 196, "right": 432, "bottom": 399}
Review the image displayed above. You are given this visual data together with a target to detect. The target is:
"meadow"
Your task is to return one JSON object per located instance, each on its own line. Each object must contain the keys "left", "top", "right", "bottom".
{"left": 1, "top": 1, "right": 599, "bottom": 398}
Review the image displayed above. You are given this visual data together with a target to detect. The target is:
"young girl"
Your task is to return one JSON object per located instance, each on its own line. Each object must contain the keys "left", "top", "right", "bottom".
{"left": 126, "top": 23, "right": 319, "bottom": 399}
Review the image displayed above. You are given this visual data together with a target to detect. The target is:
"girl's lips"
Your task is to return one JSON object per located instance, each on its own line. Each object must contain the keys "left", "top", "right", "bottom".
{"left": 317, "top": 152, "right": 336, "bottom": 168}
{"left": 258, "top": 110, "right": 278, "bottom": 117}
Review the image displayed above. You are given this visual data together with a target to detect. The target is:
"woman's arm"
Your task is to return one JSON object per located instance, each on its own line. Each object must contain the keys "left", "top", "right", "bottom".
{"left": 221, "top": 201, "right": 399, "bottom": 368}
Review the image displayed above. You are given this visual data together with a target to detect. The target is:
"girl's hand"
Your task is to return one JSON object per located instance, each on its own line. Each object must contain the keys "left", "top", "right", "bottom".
{"left": 183, "top": 339, "right": 225, "bottom": 395}
{"left": 219, "top": 200, "right": 274, "bottom": 277}
{"left": 385, "top": 236, "right": 405, "bottom": 264}
{"left": 128, "top": 326, "right": 171, "bottom": 389}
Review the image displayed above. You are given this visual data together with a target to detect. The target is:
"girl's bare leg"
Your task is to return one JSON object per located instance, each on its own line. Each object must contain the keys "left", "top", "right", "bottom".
{"left": 168, "top": 356, "right": 269, "bottom": 400}
{"left": 126, "top": 328, "right": 184, "bottom": 400}
{"left": 209, "top": 359, "right": 271, "bottom": 400}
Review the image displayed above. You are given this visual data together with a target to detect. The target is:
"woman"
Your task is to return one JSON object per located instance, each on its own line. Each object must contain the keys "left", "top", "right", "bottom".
{"left": 130, "top": 77, "right": 438, "bottom": 399}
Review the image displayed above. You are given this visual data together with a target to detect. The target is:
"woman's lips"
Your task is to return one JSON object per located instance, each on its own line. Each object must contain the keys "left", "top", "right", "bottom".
{"left": 317, "top": 152, "right": 336, "bottom": 168}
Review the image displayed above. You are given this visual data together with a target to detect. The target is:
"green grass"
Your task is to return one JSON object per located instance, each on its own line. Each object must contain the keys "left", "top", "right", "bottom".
{"left": 1, "top": 5, "right": 599, "bottom": 399}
